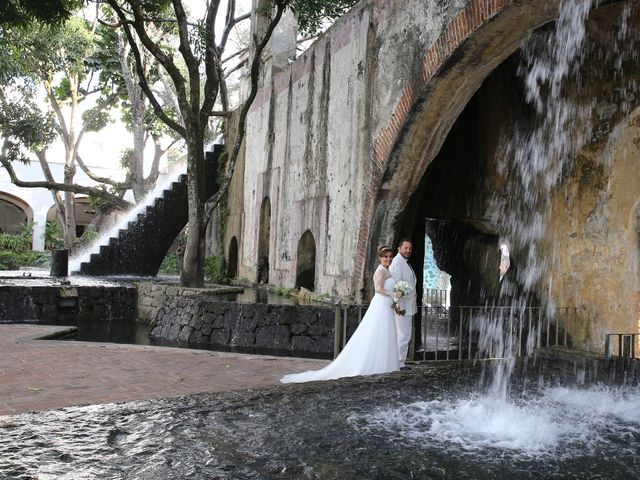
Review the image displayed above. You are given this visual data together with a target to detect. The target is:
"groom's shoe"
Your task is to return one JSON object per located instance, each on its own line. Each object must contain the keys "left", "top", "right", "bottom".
{"left": 399, "top": 366, "right": 412, "bottom": 372}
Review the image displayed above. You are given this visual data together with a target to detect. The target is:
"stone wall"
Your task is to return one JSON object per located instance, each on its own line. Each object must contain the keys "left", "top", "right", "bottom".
{"left": 137, "top": 282, "right": 359, "bottom": 357}
{"left": 150, "top": 295, "right": 339, "bottom": 356}
{"left": 0, "top": 285, "right": 137, "bottom": 323}
{"left": 225, "top": 0, "right": 569, "bottom": 301}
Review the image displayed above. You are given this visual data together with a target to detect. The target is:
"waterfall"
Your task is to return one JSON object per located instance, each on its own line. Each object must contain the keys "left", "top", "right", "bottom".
{"left": 68, "top": 165, "right": 186, "bottom": 274}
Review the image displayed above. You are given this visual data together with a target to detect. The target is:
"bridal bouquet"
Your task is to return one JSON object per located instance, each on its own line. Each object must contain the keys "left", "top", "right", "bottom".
{"left": 394, "top": 281, "right": 412, "bottom": 297}
{"left": 391, "top": 281, "right": 412, "bottom": 315}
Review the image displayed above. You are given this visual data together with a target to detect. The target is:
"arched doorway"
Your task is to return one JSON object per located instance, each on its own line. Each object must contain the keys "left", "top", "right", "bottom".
{"left": 228, "top": 236, "right": 239, "bottom": 279}
{"left": 296, "top": 230, "right": 316, "bottom": 291}
{"left": 0, "top": 192, "right": 32, "bottom": 234}
{"left": 257, "top": 197, "right": 270, "bottom": 283}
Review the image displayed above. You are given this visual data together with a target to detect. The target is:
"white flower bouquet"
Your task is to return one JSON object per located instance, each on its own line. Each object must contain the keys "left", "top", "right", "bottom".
{"left": 392, "top": 281, "right": 412, "bottom": 315}
{"left": 394, "top": 281, "right": 412, "bottom": 297}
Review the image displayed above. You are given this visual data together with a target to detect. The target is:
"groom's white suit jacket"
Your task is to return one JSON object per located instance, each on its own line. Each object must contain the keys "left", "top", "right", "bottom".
{"left": 389, "top": 252, "right": 417, "bottom": 316}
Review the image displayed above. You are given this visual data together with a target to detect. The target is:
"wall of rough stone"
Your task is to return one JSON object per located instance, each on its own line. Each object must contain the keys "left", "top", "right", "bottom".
{"left": 0, "top": 285, "right": 137, "bottom": 323}
{"left": 149, "top": 296, "right": 337, "bottom": 356}
{"left": 136, "top": 282, "right": 360, "bottom": 357}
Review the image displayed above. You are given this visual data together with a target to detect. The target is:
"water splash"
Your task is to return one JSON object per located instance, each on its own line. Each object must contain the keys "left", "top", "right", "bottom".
{"left": 68, "top": 165, "right": 186, "bottom": 273}
{"left": 350, "top": 385, "right": 640, "bottom": 457}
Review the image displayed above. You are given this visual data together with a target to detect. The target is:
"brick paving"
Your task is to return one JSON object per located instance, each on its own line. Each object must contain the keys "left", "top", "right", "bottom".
{"left": 0, "top": 324, "right": 328, "bottom": 416}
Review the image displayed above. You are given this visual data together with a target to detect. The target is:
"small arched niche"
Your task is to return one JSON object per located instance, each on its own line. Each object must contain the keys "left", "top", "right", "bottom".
{"left": 296, "top": 230, "right": 316, "bottom": 291}
{"left": 257, "top": 197, "right": 271, "bottom": 283}
{"left": 228, "top": 236, "right": 239, "bottom": 279}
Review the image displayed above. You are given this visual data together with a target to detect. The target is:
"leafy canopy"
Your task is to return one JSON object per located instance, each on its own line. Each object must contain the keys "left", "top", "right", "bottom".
{"left": 0, "top": 0, "right": 83, "bottom": 26}
{"left": 289, "top": 0, "right": 358, "bottom": 35}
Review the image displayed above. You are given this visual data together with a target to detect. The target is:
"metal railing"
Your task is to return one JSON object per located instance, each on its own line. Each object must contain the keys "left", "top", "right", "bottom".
{"left": 421, "top": 305, "right": 581, "bottom": 361}
{"left": 604, "top": 333, "right": 637, "bottom": 359}
{"left": 334, "top": 303, "right": 583, "bottom": 361}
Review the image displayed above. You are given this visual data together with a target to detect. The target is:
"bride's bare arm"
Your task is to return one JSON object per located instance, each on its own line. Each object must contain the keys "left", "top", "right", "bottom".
{"left": 373, "top": 268, "right": 393, "bottom": 296}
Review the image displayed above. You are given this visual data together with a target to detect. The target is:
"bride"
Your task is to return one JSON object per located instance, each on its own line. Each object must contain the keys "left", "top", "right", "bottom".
{"left": 281, "top": 245, "right": 400, "bottom": 383}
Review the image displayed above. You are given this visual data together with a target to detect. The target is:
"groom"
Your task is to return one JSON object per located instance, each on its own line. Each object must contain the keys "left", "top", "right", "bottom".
{"left": 390, "top": 238, "right": 417, "bottom": 372}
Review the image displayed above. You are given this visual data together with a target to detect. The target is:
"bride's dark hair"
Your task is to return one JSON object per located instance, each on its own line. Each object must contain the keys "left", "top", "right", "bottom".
{"left": 377, "top": 245, "right": 392, "bottom": 257}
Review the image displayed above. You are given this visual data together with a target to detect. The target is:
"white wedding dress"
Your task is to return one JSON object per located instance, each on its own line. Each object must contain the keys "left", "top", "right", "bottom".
{"left": 281, "top": 265, "right": 400, "bottom": 383}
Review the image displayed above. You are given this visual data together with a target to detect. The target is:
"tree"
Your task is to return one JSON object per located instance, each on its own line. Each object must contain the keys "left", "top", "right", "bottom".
{"left": 102, "top": 0, "right": 356, "bottom": 287}
{"left": 0, "top": 18, "right": 133, "bottom": 249}
{"left": 1, "top": 0, "right": 83, "bottom": 26}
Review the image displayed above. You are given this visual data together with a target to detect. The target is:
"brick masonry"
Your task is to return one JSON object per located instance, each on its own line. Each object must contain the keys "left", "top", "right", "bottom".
{"left": 352, "top": 0, "right": 512, "bottom": 292}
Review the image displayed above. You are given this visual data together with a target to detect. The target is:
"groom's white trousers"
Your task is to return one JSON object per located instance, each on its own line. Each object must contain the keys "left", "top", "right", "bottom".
{"left": 395, "top": 314, "right": 413, "bottom": 366}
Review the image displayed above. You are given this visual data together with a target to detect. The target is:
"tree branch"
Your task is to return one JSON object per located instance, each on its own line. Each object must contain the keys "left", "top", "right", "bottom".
{"left": 204, "top": 1, "right": 287, "bottom": 222}
{"left": 106, "top": 0, "right": 187, "bottom": 137}
{"left": 200, "top": 1, "right": 222, "bottom": 120}
{"left": 172, "top": 0, "right": 200, "bottom": 110}
{"left": 75, "top": 153, "right": 132, "bottom": 190}
{"left": 1, "top": 145, "right": 132, "bottom": 209}
{"left": 222, "top": 46, "right": 248, "bottom": 64}
{"left": 224, "top": 57, "right": 246, "bottom": 77}
{"left": 36, "top": 150, "right": 66, "bottom": 227}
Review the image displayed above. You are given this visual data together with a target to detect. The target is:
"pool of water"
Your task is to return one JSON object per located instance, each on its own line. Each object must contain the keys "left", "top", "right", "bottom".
{"left": 0, "top": 361, "right": 638, "bottom": 479}
{"left": 58, "top": 317, "right": 332, "bottom": 359}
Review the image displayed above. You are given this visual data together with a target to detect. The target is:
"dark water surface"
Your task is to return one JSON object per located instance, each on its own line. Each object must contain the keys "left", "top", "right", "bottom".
{"left": 1, "top": 362, "right": 639, "bottom": 479}
{"left": 62, "top": 317, "right": 331, "bottom": 359}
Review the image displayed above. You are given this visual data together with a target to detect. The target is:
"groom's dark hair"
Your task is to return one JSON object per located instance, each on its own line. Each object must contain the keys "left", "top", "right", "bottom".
{"left": 397, "top": 238, "right": 412, "bottom": 247}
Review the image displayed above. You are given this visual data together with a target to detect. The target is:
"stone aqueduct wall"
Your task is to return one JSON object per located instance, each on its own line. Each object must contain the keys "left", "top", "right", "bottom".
{"left": 226, "top": 0, "right": 523, "bottom": 298}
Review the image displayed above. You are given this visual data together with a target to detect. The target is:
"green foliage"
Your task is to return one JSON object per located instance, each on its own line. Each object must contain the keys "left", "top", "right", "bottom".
{"left": 73, "top": 224, "right": 98, "bottom": 249}
{"left": 119, "top": 148, "right": 134, "bottom": 169}
{"left": 274, "top": 285, "right": 296, "bottom": 296}
{"left": 81, "top": 105, "right": 112, "bottom": 133}
{"left": 0, "top": 250, "right": 49, "bottom": 270}
{"left": 159, "top": 252, "right": 180, "bottom": 275}
{"left": 0, "top": 96, "right": 56, "bottom": 162}
{"left": 289, "top": 0, "right": 358, "bottom": 36}
{"left": 89, "top": 185, "right": 125, "bottom": 214}
{"left": 0, "top": 221, "right": 34, "bottom": 253}
{"left": 44, "top": 220, "right": 64, "bottom": 250}
{"left": 0, "top": 232, "right": 32, "bottom": 253}
{"left": 204, "top": 253, "right": 226, "bottom": 283}
{"left": 0, "top": 0, "right": 83, "bottom": 27}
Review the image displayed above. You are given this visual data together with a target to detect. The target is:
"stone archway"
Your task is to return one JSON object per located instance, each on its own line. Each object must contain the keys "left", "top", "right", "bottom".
{"left": 0, "top": 192, "right": 32, "bottom": 235}
{"left": 296, "top": 230, "right": 316, "bottom": 291}
{"left": 257, "top": 197, "right": 271, "bottom": 283}
{"left": 228, "top": 236, "right": 239, "bottom": 279}
{"left": 363, "top": 0, "right": 638, "bottom": 309}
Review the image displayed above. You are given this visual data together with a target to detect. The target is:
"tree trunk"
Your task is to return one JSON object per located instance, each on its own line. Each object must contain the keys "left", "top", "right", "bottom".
{"left": 63, "top": 150, "right": 77, "bottom": 250}
{"left": 180, "top": 125, "right": 207, "bottom": 287}
{"left": 36, "top": 150, "right": 66, "bottom": 231}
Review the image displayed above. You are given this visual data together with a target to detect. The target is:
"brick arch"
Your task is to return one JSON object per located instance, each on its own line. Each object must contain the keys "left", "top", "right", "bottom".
{"left": 352, "top": 0, "right": 567, "bottom": 293}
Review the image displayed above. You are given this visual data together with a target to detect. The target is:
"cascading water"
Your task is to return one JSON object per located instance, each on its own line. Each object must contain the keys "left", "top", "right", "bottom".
{"left": 357, "top": 0, "right": 640, "bottom": 456}
{"left": 68, "top": 165, "right": 186, "bottom": 273}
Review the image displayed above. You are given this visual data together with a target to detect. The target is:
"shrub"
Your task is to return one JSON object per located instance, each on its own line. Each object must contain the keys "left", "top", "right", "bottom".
{"left": 0, "top": 232, "right": 31, "bottom": 253}
{"left": 0, "top": 251, "right": 49, "bottom": 270}
{"left": 204, "top": 253, "right": 226, "bottom": 282}
{"left": 159, "top": 252, "right": 180, "bottom": 275}
{"left": 44, "top": 220, "right": 64, "bottom": 250}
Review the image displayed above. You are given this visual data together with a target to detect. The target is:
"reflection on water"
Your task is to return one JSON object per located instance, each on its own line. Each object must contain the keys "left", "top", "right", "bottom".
{"left": 0, "top": 362, "right": 638, "bottom": 479}
{"left": 213, "top": 288, "right": 321, "bottom": 306}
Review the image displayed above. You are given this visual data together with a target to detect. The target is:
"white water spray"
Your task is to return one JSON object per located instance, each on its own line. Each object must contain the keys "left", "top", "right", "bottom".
{"left": 68, "top": 165, "right": 186, "bottom": 273}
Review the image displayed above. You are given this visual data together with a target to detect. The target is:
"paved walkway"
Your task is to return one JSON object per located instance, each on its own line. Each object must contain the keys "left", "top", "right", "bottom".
{"left": 0, "top": 324, "right": 329, "bottom": 416}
